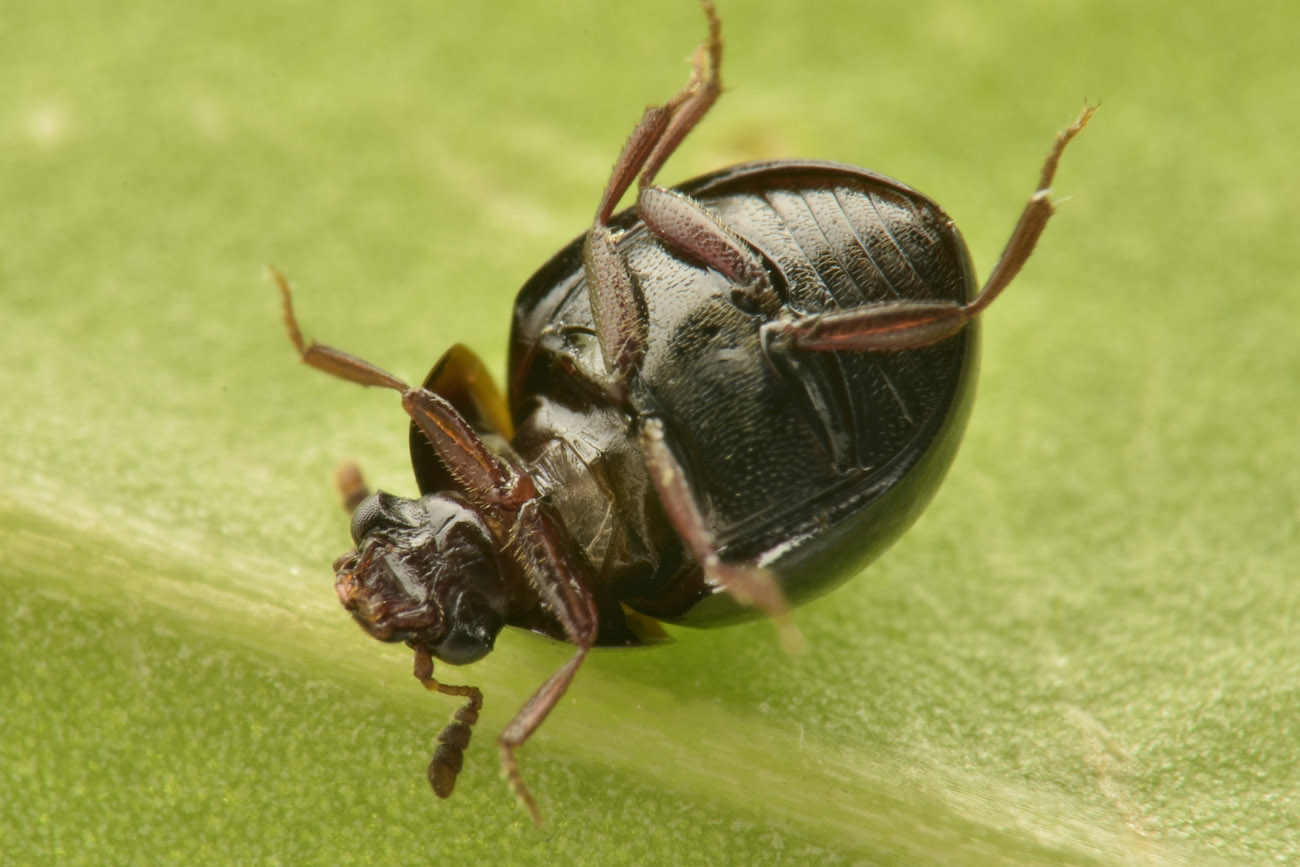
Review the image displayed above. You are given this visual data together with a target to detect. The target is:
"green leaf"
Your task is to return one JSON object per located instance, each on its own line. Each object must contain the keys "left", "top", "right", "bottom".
{"left": 3, "top": 0, "right": 1297, "bottom": 862}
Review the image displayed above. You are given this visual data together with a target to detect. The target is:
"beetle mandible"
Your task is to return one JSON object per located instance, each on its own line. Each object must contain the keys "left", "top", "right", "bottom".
{"left": 274, "top": 0, "right": 1092, "bottom": 824}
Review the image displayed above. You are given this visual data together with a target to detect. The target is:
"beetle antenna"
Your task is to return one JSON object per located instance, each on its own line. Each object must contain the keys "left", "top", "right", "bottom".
{"left": 414, "top": 648, "right": 484, "bottom": 799}
{"left": 333, "top": 461, "right": 370, "bottom": 514}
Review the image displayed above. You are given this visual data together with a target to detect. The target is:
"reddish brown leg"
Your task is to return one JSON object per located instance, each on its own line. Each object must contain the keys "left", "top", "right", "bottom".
{"left": 641, "top": 418, "right": 804, "bottom": 651}
{"left": 498, "top": 500, "right": 600, "bottom": 826}
{"left": 273, "top": 267, "right": 536, "bottom": 511}
{"left": 582, "top": 229, "right": 647, "bottom": 396}
{"left": 593, "top": 0, "right": 722, "bottom": 227}
{"left": 277, "top": 269, "right": 605, "bottom": 823}
{"left": 762, "top": 106, "right": 1096, "bottom": 353}
{"left": 584, "top": 0, "right": 771, "bottom": 392}
{"left": 273, "top": 265, "right": 408, "bottom": 391}
{"left": 498, "top": 651, "right": 589, "bottom": 826}
{"left": 637, "top": 187, "right": 771, "bottom": 292}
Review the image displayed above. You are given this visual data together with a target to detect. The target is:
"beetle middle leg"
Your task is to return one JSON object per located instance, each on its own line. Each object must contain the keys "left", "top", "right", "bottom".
{"left": 760, "top": 107, "right": 1096, "bottom": 353}
{"left": 582, "top": 0, "right": 722, "bottom": 391}
{"left": 641, "top": 418, "right": 803, "bottom": 650}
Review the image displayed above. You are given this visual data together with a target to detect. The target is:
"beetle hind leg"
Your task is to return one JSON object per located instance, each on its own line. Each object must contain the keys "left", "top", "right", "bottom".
{"left": 760, "top": 106, "right": 1096, "bottom": 354}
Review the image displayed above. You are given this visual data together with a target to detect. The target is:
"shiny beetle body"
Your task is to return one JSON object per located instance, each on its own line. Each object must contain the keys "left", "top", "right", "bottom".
{"left": 275, "top": 0, "right": 1092, "bottom": 824}
{"left": 498, "top": 161, "right": 977, "bottom": 634}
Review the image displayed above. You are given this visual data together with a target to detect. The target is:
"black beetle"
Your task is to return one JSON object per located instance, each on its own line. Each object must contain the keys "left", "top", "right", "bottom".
{"left": 274, "top": 0, "right": 1091, "bottom": 824}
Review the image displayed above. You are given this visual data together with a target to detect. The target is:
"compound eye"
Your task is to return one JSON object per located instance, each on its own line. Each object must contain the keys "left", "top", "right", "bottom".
{"left": 350, "top": 491, "right": 428, "bottom": 544}
{"left": 349, "top": 493, "right": 387, "bottom": 545}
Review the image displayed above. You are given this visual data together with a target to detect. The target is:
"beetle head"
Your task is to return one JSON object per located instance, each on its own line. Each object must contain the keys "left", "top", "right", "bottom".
{"left": 333, "top": 491, "right": 507, "bottom": 665}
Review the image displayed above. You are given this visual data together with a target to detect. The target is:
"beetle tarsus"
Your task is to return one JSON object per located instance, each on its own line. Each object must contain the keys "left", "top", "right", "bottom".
{"left": 497, "top": 645, "right": 594, "bottom": 827}
{"left": 500, "top": 742, "right": 543, "bottom": 827}
{"left": 970, "top": 104, "right": 1096, "bottom": 316}
{"left": 708, "top": 558, "right": 805, "bottom": 652}
{"left": 1036, "top": 104, "right": 1097, "bottom": 194}
{"left": 269, "top": 265, "right": 410, "bottom": 392}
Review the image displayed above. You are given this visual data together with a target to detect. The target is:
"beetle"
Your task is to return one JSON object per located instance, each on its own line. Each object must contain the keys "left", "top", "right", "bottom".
{"left": 273, "top": 0, "right": 1091, "bottom": 824}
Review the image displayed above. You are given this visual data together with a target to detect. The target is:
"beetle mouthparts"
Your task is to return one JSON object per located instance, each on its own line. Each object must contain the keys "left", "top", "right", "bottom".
{"left": 332, "top": 551, "right": 366, "bottom": 609}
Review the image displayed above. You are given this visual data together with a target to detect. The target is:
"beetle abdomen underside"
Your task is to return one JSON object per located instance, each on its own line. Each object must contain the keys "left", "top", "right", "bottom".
{"left": 510, "top": 162, "right": 980, "bottom": 620}
{"left": 645, "top": 166, "right": 978, "bottom": 603}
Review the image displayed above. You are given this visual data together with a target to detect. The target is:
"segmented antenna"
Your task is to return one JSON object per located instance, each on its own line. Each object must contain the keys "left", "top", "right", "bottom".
{"left": 413, "top": 648, "right": 483, "bottom": 798}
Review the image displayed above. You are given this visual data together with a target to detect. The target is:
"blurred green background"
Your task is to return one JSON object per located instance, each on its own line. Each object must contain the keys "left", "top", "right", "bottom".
{"left": 3, "top": 0, "right": 1297, "bottom": 863}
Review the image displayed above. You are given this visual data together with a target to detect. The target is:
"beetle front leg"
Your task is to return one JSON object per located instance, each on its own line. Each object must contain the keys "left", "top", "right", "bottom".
{"left": 761, "top": 106, "right": 1095, "bottom": 353}
{"left": 275, "top": 267, "right": 534, "bottom": 510}
{"left": 641, "top": 418, "right": 803, "bottom": 650}
{"left": 499, "top": 499, "right": 600, "bottom": 826}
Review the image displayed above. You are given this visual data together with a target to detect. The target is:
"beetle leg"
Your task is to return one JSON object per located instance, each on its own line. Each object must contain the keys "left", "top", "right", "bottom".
{"left": 637, "top": 186, "right": 774, "bottom": 299}
{"left": 594, "top": 0, "right": 721, "bottom": 226}
{"left": 633, "top": 189, "right": 782, "bottom": 325}
{"left": 274, "top": 267, "right": 536, "bottom": 511}
{"left": 761, "top": 106, "right": 1096, "bottom": 353}
{"left": 603, "top": 0, "right": 776, "bottom": 307}
{"left": 970, "top": 105, "right": 1096, "bottom": 316}
{"left": 582, "top": 227, "right": 648, "bottom": 395}
{"left": 272, "top": 265, "right": 410, "bottom": 390}
{"left": 403, "top": 389, "right": 537, "bottom": 510}
{"left": 640, "top": 418, "right": 804, "bottom": 651}
{"left": 583, "top": 1, "right": 734, "bottom": 392}
{"left": 499, "top": 499, "right": 601, "bottom": 826}
{"left": 636, "top": 0, "right": 722, "bottom": 193}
